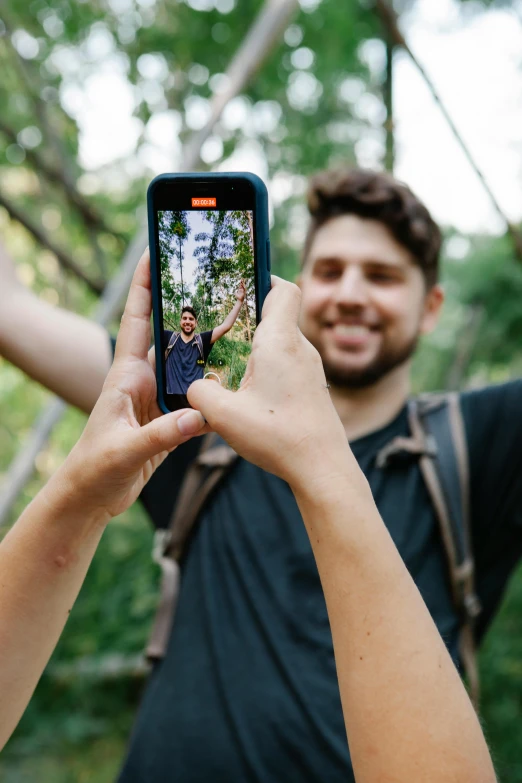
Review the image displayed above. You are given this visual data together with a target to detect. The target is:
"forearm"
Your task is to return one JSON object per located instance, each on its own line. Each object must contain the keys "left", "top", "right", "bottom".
{"left": 292, "top": 467, "right": 496, "bottom": 783}
{"left": 0, "top": 288, "right": 112, "bottom": 414}
{"left": 0, "top": 471, "right": 107, "bottom": 749}
{"left": 221, "top": 298, "right": 242, "bottom": 332}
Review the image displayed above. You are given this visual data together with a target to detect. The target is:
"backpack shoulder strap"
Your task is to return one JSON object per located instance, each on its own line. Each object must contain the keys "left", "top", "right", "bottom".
{"left": 194, "top": 332, "right": 204, "bottom": 361}
{"left": 165, "top": 331, "right": 180, "bottom": 361}
{"left": 146, "top": 432, "right": 239, "bottom": 661}
{"left": 376, "top": 392, "right": 482, "bottom": 711}
{"left": 410, "top": 392, "right": 482, "bottom": 711}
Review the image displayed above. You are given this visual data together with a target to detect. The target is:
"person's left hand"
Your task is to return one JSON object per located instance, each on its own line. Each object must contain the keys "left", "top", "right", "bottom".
{"left": 236, "top": 279, "right": 246, "bottom": 303}
{"left": 54, "top": 249, "right": 208, "bottom": 523}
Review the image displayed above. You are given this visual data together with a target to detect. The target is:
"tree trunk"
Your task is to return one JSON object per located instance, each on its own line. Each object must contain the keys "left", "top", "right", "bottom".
{"left": 246, "top": 210, "right": 254, "bottom": 250}
{"left": 246, "top": 210, "right": 254, "bottom": 342}
{"left": 383, "top": 37, "right": 395, "bottom": 173}
{"left": 244, "top": 296, "right": 252, "bottom": 342}
{"left": 179, "top": 235, "right": 185, "bottom": 305}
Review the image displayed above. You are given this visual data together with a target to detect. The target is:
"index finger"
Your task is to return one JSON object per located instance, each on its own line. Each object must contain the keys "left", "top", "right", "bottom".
{"left": 260, "top": 275, "right": 301, "bottom": 333}
{"left": 114, "top": 249, "right": 152, "bottom": 362}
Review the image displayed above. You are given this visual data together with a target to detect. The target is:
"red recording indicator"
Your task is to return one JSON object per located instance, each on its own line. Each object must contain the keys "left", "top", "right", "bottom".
{"left": 191, "top": 197, "right": 216, "bottom": 207}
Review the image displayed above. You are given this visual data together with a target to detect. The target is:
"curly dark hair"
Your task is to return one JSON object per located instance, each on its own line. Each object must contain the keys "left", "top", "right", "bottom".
{"left": 303, "top": 168, "right": 441, "bottom": 288}
{"left": 181, "top": 305, "right": 197, "bottom": 319}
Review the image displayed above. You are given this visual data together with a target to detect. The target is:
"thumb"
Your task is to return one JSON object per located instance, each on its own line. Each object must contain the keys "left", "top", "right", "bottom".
{"left": 131, "top": 408, "right": 206, "bottom": 463}
{"left": 188, "top": 378, "right": 235, "bottom": 427}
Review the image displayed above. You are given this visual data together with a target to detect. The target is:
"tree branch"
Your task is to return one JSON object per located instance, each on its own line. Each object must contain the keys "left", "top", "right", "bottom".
{"left": 383, "top": 37, "right": 395, "bottom": 173}
{"left": 0, "top": 14, "right": 122, "bottom": 279}
{"left": 375, "top": 0, "right": 522, "bottom": 260}
{"left": 182, "top": 0, "right": 300, "bottom": 169}
{"left": 1, "top": 14, "right": 79, "bottom": 190}
{"left": 0, "top": 192, "right": 104, "bottom": 294}
{"left": 0, "top": 118, "right": 126, "bottom": 243}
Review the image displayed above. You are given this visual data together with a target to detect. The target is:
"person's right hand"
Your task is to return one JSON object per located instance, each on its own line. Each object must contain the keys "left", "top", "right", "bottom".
{"left": 235, "top": 279, "right": 246, "bottom": 303}
{"left": 188, "top": 277, "right": 359, "bottom": 494}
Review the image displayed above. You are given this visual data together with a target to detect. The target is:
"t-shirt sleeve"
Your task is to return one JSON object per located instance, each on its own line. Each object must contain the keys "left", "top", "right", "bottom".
{"left": 462, "top": 379, "right": 522, "bottom": 536}
{"left": 461, "top": 380, "right": 522, "bottom": 636}
{"left": 162, "top": 330, "right": 174, "bottom": 353}
{"left": 201, "top": 330, "right": 214, "bottom": 362}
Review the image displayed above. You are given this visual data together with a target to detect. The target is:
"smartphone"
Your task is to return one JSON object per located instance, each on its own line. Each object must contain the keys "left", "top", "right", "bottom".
{"left": 147, "top": 172, "right": 271, "bottom": 414}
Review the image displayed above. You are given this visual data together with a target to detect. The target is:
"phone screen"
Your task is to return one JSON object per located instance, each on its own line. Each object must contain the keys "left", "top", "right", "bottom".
{"left": 151, "top": 178, "right": 260, "bottom": 412}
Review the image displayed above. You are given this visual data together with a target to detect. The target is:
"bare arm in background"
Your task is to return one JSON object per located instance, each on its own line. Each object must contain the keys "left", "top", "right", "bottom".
{"left": 210, "top": 279, "right": 246, "bottom": 344}
{"left": 0, "top": 241, "right": 112, "bottom": 414}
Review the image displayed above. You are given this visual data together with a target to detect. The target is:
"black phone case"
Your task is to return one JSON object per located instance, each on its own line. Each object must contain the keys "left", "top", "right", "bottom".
{"left": 147, "top": 171, "right": 271, "bottom": 414}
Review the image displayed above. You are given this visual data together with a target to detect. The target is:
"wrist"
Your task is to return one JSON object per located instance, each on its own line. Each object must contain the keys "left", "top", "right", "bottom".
{"left": 41, "top": 460, "right": 112, "bottom": 531}
{"left": 291, "top": 461, "right": 372, "bottom": 511}
{"left": 290, "top": 447, "right": 375, "bottom": 523}
{"left": 291, "top": 464, "right": 384, "bottom": 567}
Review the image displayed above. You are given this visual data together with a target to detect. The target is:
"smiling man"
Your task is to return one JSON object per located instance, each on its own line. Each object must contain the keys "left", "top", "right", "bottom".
{"left": 163, "top": 284, "right": 245, "bottom": 396}
{"left": 297, "top": 170, "right": 443, "bottom": 438}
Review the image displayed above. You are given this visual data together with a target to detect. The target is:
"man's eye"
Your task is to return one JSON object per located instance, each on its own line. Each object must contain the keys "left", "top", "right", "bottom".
{"left": 369, "top": 272, "right": 396, "bottom": 283}
{"left": 316, "top": 267, "right": 341, "bottom": 279}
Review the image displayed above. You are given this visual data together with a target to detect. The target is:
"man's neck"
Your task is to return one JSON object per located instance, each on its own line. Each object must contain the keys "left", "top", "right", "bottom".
{"left": 329, "top": 362, "right": 411, "bottom": 442}
{"left": 180, "top": 331, "right": 194, "bottom": 343}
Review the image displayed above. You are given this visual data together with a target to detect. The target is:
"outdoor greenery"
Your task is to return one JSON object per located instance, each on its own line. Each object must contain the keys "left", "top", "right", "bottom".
{"left": 193, "top": 210, "right": 255, "bottom": 338}
{"left": 159, "top": 208, "right": 255, "bottom": 387}
{"left": 0, "top": 0, "right": 521, "bottom": 780}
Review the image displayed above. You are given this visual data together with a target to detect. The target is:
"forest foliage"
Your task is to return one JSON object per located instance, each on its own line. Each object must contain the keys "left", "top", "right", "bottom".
{"left": 159, "top": 208, "right": 255, "bottom": 332}
{"left": 0, "top": 0, "right": 522, "bottom": 779}
{"left": 159, "top": 208, "right": 255, "bottom": 387}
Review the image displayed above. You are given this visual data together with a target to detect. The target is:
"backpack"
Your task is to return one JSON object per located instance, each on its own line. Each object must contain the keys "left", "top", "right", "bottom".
{"left": 165, "top": 331, "right": 205, "bottom": 363}
{"left": 145, "top": 392, "right": 482, "bottom": 711}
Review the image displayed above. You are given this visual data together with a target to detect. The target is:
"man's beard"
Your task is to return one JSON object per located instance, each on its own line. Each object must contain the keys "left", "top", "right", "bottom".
{"left": 322, "top": 333, "right": 419, "bottom": 390}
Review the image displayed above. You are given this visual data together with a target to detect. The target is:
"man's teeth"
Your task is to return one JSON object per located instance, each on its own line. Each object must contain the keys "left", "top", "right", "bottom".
{"left": 332, "top": 324, "right": 369, "bottom": 336}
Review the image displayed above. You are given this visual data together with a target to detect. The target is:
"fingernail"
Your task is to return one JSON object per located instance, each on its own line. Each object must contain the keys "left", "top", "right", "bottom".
{"left": 178, "top": 410, "right": 205, "bottom": 435}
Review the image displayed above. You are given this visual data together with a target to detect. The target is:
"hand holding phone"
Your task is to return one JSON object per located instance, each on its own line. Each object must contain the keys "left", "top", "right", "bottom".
{"left": 52, "top": 249, "right": 207, "bottom": 524}
{"left": 147, "top": 172, "right": 271, "bottom": 413}
{"left": 187, "top": 276, "right": 354, "bottom": 494}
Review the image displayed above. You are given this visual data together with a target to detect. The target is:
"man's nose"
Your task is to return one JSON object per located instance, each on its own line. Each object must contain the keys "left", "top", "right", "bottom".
{"left": 333, "top": 268, "right": 368, "bottom": 308}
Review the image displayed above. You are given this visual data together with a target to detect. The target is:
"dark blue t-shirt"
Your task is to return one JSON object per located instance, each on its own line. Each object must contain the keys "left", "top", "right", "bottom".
{"left": 117, "top": 379, "right": 522, "bottom": 782}
{"left": 163, "top": 330, "right": 213, "bottom": 395}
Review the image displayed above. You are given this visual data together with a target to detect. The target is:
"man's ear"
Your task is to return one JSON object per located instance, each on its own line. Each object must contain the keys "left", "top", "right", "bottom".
{"left": 420, "top": 284, "right": 444, "bottom": 336}
{"left": 295, "top": 273, "right": 302, "bottom": 289}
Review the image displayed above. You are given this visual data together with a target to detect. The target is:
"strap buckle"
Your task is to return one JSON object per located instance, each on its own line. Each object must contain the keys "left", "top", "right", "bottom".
{"left": 376, "top": 434, "right": 437, "bottom": 469}
{"left": 152, "top": 529, "right": 172, "bottom": 564}
{"left": 463, "top": 592, "right": 482, "bottom": 621}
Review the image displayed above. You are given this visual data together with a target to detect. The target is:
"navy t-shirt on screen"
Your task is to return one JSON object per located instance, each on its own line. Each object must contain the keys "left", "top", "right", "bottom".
{"left": 162, "top": 329, "right": 213, "bottom": 395}
{"left": 114, "top": 367, "right": 522, "bottom": 783}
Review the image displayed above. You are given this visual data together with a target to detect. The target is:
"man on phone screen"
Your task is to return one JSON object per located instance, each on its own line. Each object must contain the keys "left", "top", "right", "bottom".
{"left": 162, "top": 280, "right": 246, "bottom": 395}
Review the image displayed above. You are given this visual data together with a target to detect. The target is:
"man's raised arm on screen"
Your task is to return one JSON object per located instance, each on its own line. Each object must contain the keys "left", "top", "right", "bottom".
{"left": 210, "top": 280, "right": 246, "bottom": 345}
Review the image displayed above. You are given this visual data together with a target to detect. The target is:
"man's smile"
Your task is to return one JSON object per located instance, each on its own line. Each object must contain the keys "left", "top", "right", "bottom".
{"left": 322, "top": 319, "right": 381, "bottom": 349}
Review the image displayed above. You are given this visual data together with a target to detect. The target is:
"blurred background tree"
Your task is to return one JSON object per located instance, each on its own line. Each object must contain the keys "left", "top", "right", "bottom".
{"left": 0, "top": 0, "right": 521, "bottom": 779}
